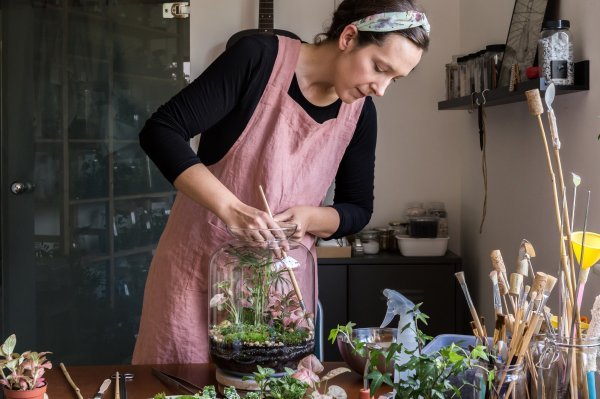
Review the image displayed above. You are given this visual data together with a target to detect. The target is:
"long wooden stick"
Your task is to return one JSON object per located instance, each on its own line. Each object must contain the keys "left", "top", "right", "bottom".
{"left": 525, "top": 89, "right": 575, "bottom": 310}
{"left": 258, "top": 185, "right": 313, "bottom": 329}
{"left": 59, "top": 362, "right": 84, "bottom": 399}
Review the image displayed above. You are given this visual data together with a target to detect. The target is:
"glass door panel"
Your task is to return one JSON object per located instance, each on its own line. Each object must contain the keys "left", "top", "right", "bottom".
{"left": 1, "top": 0, "right": 189, "bottom": 364}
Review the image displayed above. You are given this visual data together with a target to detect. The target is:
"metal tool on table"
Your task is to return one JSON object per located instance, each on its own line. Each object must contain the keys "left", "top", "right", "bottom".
{"left": 92, "top": 378, "right": 111, "bottom": 399}
{"left": 152, "top": 368, "right": 201, "bottom": 395}
{"left": 111, "top": 372, "right": 134, "bottom": 399}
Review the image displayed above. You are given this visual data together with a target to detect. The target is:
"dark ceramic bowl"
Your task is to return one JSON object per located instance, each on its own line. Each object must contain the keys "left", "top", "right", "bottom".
{"left": 336, "top": 327, "right": 398, "bottom": 375}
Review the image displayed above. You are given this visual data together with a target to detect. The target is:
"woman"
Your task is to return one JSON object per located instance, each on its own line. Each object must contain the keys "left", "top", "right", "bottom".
{"left": 133, "top": 0, "right": 430, "bottom": 364}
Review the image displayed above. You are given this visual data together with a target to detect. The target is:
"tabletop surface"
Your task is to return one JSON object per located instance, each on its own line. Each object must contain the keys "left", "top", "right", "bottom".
{"left": 44, "top": 363, "right": 369, "bottom": 399}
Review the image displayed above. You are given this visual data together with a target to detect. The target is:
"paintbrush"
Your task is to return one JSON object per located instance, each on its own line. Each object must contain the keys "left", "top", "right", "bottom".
{"left": 518, "top": 239, "right": 536, "bottom": 278}
{"left": 455, "top": 272, "right": 486, "bottom": 341}
{"left": 489, "top": 271, "right": 503, "bottom": 316}
{"left": 490, "top": 250, "right": 516, "bottom": 314}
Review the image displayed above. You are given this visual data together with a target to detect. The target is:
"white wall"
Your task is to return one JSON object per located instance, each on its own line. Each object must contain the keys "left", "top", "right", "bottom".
{"left": 189, "top": 0, "right": 600, "bottom": 330}
{"left": 190, "top": 0, "right": 464, "bottom": 253}
{"left": 458, "top": 0, "right": 600, "bottom": 327}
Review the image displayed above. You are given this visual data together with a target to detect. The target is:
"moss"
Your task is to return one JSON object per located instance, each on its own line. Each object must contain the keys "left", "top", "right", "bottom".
{"left": 217, "top": 323, "right": 309, "bottom": 346}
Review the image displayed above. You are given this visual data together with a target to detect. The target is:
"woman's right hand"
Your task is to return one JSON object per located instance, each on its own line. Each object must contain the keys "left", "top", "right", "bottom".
{"left": 173, "top": 164, "right": 282, "bottom": 242}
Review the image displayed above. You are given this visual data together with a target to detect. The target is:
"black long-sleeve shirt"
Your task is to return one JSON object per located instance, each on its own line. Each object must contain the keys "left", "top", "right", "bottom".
{"left": 139, "top": 34, "right": 377, "bottom": 238}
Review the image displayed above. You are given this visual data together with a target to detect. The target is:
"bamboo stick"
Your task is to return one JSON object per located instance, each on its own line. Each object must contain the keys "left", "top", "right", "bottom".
{"left": 525, "top": 89, "right": 575, "bottom": 313}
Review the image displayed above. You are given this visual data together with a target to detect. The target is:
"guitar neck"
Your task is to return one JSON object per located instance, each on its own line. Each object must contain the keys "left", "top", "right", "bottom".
{"left": 258, "top": 0, "right": 274, "bottom": 33}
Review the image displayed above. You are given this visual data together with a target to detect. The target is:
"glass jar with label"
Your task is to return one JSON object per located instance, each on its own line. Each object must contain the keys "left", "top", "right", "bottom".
{"left": 538, "top": 20, "right": 574, "bottom": 86}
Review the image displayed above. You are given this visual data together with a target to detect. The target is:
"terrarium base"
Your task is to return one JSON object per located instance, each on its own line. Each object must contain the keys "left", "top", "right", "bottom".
{"left": 210, "top": 337, "right": 314, "bottom": 374}
{"left": 216, "top": 368, "right": 261, "bottom": 394}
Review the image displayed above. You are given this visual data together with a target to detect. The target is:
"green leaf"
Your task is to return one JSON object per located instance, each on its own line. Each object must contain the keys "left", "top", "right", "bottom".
{"left": 367, "top": 370, "right": 387, "bottom": 397}
{"left": 1, "top": 334, "right": 16, "bottom": 356}
{"left": 471, "top": 345, "right": 489, "bottom": 361}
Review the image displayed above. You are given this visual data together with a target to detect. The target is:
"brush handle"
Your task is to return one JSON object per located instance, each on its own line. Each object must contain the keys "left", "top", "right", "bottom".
{"left": 588, "top": 371, "right": 596, "bottom": 399}
{"left": 115, "top": 371, "right": 120, "bottom": 399}
{"left": 457, "top": 281, "right": 486, "bottom": 339}
{"left": 492, "top": 282, "right": 503, "bottom": 315}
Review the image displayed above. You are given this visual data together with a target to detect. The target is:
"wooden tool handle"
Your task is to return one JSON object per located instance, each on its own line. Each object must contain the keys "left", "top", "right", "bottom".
{"left": 115, "top": 371, "right": 120, "bottom": 399}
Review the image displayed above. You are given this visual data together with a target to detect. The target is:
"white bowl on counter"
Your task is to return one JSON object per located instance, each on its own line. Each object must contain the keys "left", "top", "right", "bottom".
{"left": 396, "top": 235, "right": 449, "bottom": 256}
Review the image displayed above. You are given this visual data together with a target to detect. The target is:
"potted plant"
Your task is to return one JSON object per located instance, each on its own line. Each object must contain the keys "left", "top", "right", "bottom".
{"left": 330, "top": 306, "right": 493, "bottom": 399}
{"left": 0, "top": 334, "right": 52, "bottom": 399}
{"left": 208, "top": 228, "right": 316, "bottom": 374}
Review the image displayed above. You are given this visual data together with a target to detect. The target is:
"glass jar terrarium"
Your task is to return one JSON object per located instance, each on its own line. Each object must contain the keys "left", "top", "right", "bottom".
{"left": 208, "top": 223, "right": 315, "bottom": 375}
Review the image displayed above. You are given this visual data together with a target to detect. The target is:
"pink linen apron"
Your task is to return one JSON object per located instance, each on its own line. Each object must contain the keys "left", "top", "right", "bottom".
{"left": 132, "top": 36, "right": 365, "bottom": 364}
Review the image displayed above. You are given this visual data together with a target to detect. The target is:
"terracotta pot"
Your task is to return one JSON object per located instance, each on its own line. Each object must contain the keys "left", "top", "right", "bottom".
{"left": 2, "top": 384, "right": 47, "bottom": 399}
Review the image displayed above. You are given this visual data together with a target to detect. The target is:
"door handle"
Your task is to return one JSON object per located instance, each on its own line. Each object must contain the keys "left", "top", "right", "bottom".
{"left": 10, "top": 181, "right": 35, "bottom": 195}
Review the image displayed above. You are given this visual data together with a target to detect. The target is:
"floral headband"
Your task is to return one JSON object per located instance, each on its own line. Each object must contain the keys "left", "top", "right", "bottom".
{"left": 351, "top": 11, "right": 430, "bottom": 35}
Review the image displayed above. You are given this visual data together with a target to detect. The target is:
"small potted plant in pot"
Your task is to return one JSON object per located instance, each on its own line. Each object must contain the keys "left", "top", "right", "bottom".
{"left": 0, "top": 334, "right": 52, "bottom": 399}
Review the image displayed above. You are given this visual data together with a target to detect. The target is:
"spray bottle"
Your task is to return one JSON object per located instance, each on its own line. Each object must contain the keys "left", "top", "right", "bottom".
{"left": 380, "top": 289, "right": 418, "bottom": 386}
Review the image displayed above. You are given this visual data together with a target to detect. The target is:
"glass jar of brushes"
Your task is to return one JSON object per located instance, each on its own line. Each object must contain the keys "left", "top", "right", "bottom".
{"left": 491, "top": 362, "right": 528, "bottom": 398}
{"left": 535, "top": 335, "right": 600, "bottom": 398}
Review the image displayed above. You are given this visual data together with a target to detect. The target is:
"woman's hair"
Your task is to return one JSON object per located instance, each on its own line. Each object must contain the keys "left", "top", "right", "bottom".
{"left": 315, "top": 0, "right": 430, "bottom": 50}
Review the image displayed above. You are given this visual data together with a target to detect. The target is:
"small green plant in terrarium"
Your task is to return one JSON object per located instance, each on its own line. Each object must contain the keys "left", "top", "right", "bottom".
{"left": 208, "top": 226, "right": 316, "bottom": 374}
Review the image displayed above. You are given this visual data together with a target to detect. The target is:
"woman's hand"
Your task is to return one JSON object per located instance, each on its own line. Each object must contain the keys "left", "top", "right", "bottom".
{"left": 274, "top": 206, "right": 341, "bottom": 240}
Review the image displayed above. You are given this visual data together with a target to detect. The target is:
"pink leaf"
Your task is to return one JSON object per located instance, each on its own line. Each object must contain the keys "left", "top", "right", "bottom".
{"left": 292, "top": 368, "right": 320, "bottom": 389}
{"left": 298, "top": 354, "right": 324, "bottom": 374}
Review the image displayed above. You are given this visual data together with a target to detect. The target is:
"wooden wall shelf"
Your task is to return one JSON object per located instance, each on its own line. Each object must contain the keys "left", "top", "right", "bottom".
{"left": 437, "top": 60, "right": 589, "bottom": 111}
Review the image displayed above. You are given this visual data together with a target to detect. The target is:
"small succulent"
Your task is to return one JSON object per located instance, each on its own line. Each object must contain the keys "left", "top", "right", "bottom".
{"left": 0, "top": 334, "right": 52, "bottom": 391}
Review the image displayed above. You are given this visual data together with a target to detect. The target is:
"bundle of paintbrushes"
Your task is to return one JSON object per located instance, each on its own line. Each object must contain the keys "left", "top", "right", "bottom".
{"left": 456, "top": 248, "right": 600, "bottom": 398}
{"left": 524, "top": 85, "right": 600, "bottom": 398}
{"left": 451, "top": 84, "right": 600, "bottom": 398}
{"left": 455, "top": 245, "right": 559, "bottom": 398}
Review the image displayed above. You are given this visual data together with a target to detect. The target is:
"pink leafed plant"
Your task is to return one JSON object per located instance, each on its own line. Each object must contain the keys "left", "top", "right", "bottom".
{"left": 0, "top": 334, "right": 52, "bottom": 391}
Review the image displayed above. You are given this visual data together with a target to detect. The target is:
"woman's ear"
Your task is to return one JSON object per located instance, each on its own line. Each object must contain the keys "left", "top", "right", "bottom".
{"left": 338, "top": 24, "right": 359, "bottom": 51}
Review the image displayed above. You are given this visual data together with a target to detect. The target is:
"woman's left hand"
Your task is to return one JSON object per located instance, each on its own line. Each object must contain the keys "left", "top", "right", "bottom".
{"left": 274, "top": 206, "right": 340, "bottom": 240}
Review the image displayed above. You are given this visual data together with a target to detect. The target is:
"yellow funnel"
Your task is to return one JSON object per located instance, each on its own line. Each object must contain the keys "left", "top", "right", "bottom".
{"left": 551, "top": 315, "right": 589, "bottom": 330}
{"left": 571, "top": 231, "right": 600, "bottom": 269}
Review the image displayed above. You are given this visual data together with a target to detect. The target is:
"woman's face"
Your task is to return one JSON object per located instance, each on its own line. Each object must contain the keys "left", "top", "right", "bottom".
{"left": 334, "top": 26, "right": 424, "bottom": 103}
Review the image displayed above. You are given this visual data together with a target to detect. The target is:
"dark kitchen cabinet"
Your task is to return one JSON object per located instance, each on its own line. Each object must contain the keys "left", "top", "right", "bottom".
{"left": 317, "top": 251, "right": 467, "bottom": 361}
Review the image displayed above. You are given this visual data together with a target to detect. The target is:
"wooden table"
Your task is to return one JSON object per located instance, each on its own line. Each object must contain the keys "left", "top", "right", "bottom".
{"left": 45, "top": 363, "right": 368, "bottom": 399}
